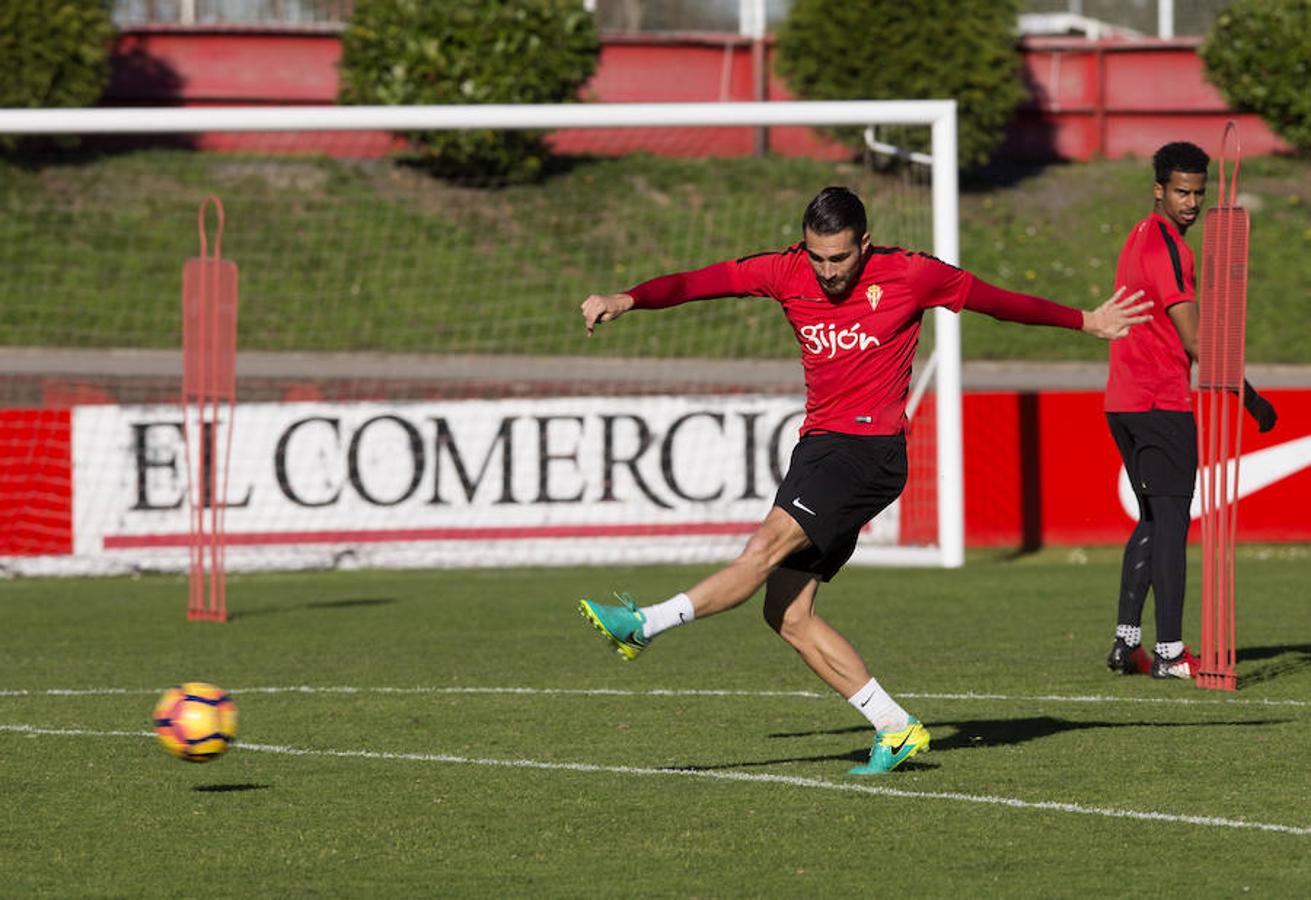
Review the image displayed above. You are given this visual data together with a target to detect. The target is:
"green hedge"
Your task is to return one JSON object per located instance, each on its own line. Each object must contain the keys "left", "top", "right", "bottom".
{"left": 1201, "top": 0, "right": 1311, "bottom": 153}
{"left": 0, "top": 0, "right": 115, "bottom": 147}
{"left": 774, "top": 0, "right": 1026, "bottom": 169}
{"left": 339, "top": 0, "right": 599, "bottom": 181}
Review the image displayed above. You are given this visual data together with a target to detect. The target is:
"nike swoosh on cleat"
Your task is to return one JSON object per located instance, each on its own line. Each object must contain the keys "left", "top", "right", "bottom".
{"left": 887, "top": 733, "right": 914, "bottom": 756}
{"left": 1118, "top": 434, "right": 1311, "bottom": 521}
{"left": 791, "top": 497, "right": 817, "bottom": 516}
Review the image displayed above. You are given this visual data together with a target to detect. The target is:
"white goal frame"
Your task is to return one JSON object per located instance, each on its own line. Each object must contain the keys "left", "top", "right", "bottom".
{"left": 0, "top": 100, "right": 963, "bottom": 569}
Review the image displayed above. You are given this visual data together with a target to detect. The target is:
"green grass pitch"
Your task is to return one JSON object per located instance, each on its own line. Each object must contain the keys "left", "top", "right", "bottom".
{"left": 2, "top": 547, "right": 1309, "bottom": 896}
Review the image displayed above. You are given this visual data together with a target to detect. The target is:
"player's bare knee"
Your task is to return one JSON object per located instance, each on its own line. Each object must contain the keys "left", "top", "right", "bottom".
{"left": 730, "top": 542, "right": 779, "bottom": 586}
{"left": 762, "top": 596, "right": 806, "bottom": 645}
{"left": 744, "top": 513, "right": 809, "bottom": 569}
{"left": 739, "top": 531, "right": 790, "bottom": 572}
{"left": 773, "top": 614, "right": 804, "bottom": 647}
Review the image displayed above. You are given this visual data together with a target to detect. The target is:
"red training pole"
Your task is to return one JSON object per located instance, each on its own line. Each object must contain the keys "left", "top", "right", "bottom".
{"left": 1195, "top": 123, "right": 1247, "bottom": 691}
{"left": 182, "top": 196, "right": 239, "bottom": 622}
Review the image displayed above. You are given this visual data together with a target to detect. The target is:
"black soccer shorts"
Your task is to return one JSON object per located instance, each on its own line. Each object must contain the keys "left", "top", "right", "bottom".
{"left": 772, "top": 431, "right": 908, "bottom": 581}
{"left": 1107, "top": 410, "right": 1198, "bottom": 499}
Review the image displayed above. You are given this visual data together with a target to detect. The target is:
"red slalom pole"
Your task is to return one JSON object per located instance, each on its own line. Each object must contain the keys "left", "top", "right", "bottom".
{"left": 182, "top": 197, "right": 239, "bottom": 622}
{"left": 1195, "top": 123, "right": 1247, "bottom": 691}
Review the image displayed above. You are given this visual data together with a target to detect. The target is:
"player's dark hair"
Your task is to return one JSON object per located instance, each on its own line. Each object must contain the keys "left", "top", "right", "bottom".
{"left": 802, "top": 186, "right": 867, "bottom": 238}
{"left": 1153, "top": 142, "right": 1209, "bottom": 185}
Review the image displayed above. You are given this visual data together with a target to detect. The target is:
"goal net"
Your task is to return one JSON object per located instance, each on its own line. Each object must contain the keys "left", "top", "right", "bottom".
{"left": 0, "top": 100, "right": 962, "bottom": 575}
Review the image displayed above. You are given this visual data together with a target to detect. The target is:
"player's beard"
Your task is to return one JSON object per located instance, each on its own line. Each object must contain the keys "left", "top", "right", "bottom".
{"left": 817, "top": 247, "right": 869, "bottom": 298}
{"left": 820, "top": 272, "right": 856, "bottom": 298}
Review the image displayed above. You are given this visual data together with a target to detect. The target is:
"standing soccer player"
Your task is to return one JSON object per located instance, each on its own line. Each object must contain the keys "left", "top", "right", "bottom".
{"left": 1104, "top": 142, "right": 1277, "bottom": 680}
{"left": 578, "top": 186, "right": 1148, "bottom": 775}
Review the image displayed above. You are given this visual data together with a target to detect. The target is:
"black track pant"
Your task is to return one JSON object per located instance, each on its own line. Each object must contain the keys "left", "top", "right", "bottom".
{"left": 1115, "top": 493, "right": 1191, "bottom": 643}
{"left": 1107, "top": 412, "right": 1197, "bottom": 645}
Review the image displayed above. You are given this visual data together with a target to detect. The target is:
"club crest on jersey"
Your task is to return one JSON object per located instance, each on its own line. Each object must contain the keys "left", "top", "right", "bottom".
{"left": 866, "top": 284, "right": 883, "bottom": 311}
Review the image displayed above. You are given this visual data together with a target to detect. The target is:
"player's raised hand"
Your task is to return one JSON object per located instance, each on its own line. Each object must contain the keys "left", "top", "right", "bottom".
{"left": 581, "top": 292, "right": 635, "bottom": 336}
{"left": 1081, "top": 286, "right": 1151, "bottom": 339}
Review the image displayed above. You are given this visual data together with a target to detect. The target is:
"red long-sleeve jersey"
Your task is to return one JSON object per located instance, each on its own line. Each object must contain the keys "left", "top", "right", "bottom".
{"left": 628, "top": 244, "right": 969, "bottom": 435}
{"left": 628, "top": 243, "right": 1084, "bottom": 436}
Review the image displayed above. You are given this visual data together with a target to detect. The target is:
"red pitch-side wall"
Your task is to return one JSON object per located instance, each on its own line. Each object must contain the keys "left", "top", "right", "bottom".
{"left": 106, "top": 29, "right": 841, "bottom": 158}
{"left": 104, "top": 29, "right": 1289, "bottom": 161}
{"left": 1005, "top": 37, "right": 1288, "bottom": 160}
{"left": 111, "top": 29, "right": 337, "bottom": 103}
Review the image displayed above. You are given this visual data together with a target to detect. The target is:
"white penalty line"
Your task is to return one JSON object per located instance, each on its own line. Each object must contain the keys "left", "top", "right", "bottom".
{"left": 2, "top": 684, "right": 1309, "bottom": 710}
{"left": 2, "top": 723, "right": 1308, "bottom": 837}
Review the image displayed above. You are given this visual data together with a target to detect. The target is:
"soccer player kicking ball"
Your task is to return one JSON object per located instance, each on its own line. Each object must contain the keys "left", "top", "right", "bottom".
{"left": 578, "top": 186, "right": 1149, "bottom": 775}
{"left": 1104, "top": 142, "right": 1277, "bottom": 681}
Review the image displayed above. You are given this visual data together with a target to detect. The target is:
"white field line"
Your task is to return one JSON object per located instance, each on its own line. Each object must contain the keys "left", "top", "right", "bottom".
{"left": 1, "top": 684, "right": 1309, "bottom": 710}
{"left": 1, "top": 723, "right": 1308, "bottom": 837}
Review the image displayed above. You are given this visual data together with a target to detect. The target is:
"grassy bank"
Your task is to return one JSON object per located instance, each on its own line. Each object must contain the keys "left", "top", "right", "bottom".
{"left": 1, "top": 149, "right": 1307, "bottom": 362}
{"left": 960, "top": 155, "right": 1311, "bottom": 362}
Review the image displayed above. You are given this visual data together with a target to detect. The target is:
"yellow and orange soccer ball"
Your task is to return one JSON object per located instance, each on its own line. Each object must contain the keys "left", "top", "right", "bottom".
{"left": 152, "top": 682, "right": 238, "bottom": 763}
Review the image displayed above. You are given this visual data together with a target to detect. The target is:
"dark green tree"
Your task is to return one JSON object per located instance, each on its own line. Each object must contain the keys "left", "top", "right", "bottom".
{"left": 1201, "top": 0, "right": 1311, "bottom": 153}
{"left": 0, "top": 0, "right": 115, "bottom": 148}
{"left": 774, "top": 0, "right": 1026, "bottom": 168}
{"left": 339, "top": 0, "right": 600, "bottom": 181}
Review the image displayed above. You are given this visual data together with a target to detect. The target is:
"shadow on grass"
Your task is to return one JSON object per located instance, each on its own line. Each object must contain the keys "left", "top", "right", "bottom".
{"left": 667, "top": 745, "right": 869, "bottom": 772}
{"left": 960, "top": 159, "right": 1070, "bottom": 193}
{"left": 921, "top": 716, "right": 1287, "bottom": 752}
{"left": 191, "top": 783, "right": 271, "bottom": 793}
{"left": 1238, "top": 643, "right": 1311, "bottom": 688}
{"left": 667, "top": 745, "right": 941, "bottom": 774}
{"left": 673, "top": 715, "right": 1291, "bottom": 771}
{"left": 770, "top": 714, "right": 1291, "bottom": 745}
{"left": 228, "top": 597, "right": 396, "bottom": 621}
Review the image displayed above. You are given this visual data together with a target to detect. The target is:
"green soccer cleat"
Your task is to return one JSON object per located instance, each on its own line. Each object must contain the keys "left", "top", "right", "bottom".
{"left": 848, "top": 716, "right": 931, "bottom": 775}
{"left": 578, "top": 592, "right": 650, "bottom": 661}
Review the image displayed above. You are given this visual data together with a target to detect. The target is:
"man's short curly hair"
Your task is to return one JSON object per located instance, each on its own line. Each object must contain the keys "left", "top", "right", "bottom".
{"left": 1153, "top": 142, "right": 1209, "bottom": 185}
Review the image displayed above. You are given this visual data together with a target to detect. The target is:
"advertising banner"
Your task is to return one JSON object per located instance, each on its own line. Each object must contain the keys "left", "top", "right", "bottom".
{"left": 57, "top": 395, "right": 900, "bottom": 574}
{"left": 3, "top": 389, "right": 1306, "bottom": 575}
{"left": 964, "top": 389, "right": 1311, "bottom": 546}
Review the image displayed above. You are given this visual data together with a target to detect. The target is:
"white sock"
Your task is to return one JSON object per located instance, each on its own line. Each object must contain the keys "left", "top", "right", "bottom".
{"left": 1116, "top": 624, "right": 1142, "bottom": 647}
{"left": 640, "top": 593, "right": 694, "bottom": 640}
{"left": 847, "top": 677, "right": 909, "bottom": 733}
{"left": 1156, "top": 640, "right": 1184, "bottom": 660}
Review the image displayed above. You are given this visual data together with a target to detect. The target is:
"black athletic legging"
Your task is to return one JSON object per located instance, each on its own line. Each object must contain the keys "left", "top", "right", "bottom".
{"left": 1117, "top": 493, "right": 1191, "bottom": 644}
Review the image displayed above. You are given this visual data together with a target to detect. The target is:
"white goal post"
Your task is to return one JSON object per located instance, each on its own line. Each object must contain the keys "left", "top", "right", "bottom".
{"left": 0, "top": 100, "right": 963, "bottom": 571}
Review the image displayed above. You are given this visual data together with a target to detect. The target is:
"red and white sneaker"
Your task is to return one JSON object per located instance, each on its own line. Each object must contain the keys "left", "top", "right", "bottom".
{"left": 1151, "top": 645, "right": 1201, "bottom": 680}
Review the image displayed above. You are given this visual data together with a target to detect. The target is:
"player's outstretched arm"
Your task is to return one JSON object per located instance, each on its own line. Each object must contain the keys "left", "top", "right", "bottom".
{"left": 581, "top": 292, "right": 635, "bottom": 336}
{"left": 961, "top": 278, "right": 1147, "bottom": 340}
{"left": 581, "top": 261, "right": 744, "bottom": 336}
{"left": 1081, "top": 286, "right": 1151, "bottom": 340}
